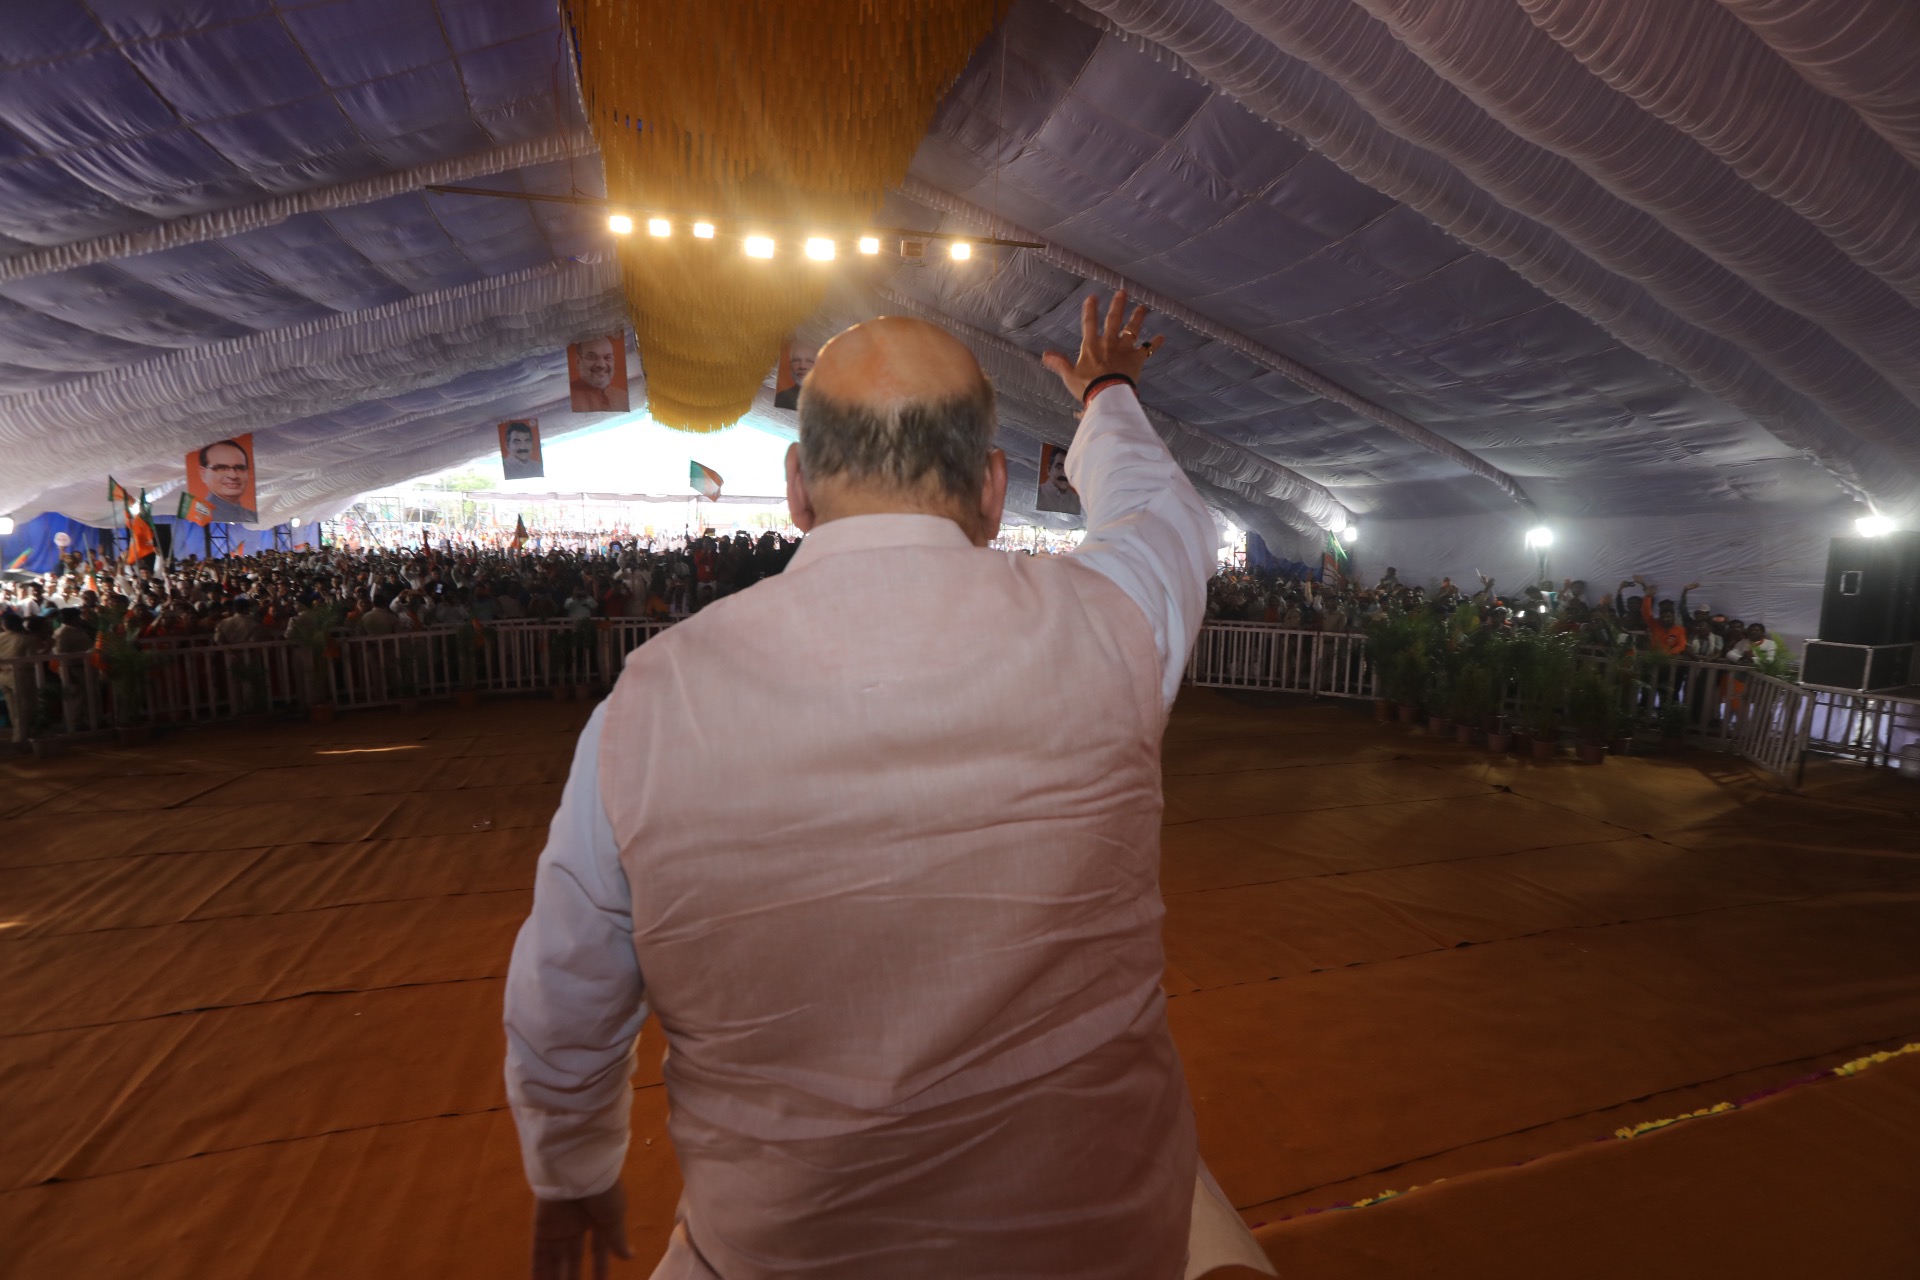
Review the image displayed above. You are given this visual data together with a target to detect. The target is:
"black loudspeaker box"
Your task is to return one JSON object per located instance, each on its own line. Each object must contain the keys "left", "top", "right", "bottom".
{"left": 1817, "top": 533, "right": 1920, "bottom": 646}
{"left": 1800, "top": 640, "right": 1918, "bottom": 691}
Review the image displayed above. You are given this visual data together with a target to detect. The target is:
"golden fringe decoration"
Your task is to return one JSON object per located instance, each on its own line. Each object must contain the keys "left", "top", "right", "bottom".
{"left": 1612, "top": 1042, "right": 1920, "bottom": 1141}
{"left": 566, "top": 0, "right": 1005, "bottom": 430}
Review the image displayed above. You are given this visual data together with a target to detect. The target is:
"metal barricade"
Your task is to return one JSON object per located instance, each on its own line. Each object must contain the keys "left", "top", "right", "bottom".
{"left": 1184, "top": 623, "right": 1375, "bottom": 699}
{"left": 1, "top": 617, "right": 1898, "bottom": 792}
{"left": 1801, "top": 686, "right": 1920, "bottom": 771}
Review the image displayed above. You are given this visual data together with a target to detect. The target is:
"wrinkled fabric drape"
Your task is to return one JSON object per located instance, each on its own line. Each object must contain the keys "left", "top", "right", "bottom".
{"left": 0, "top": 261, "right": 626, "bottom": 521}
{"left": 1352, "top": 0, "right": 1920, "bottom": 410}
{"left": 1520, "top": 0, "right": 1920, "bottom": 306}
{"left": 1717, "top": 0, "right": 1920, "bottom": 174}
{"left": 1063, "top": 0, "right": 1920, "bottom": 514}
{"left": 901, "top": 177, "right": 1535, "bottom": 510}
{"left": 0, "top": 133, "right": 600, "bottom": 287}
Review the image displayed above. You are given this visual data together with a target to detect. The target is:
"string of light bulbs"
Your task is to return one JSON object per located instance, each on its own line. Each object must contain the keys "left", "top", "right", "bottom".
{"left": 605, "top": 212, "right": 982, "bottom": 262}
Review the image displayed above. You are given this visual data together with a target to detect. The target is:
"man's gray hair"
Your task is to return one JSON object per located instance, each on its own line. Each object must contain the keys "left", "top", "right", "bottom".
{"left": 797, "top": 379, "right": 996, "bottom": 506}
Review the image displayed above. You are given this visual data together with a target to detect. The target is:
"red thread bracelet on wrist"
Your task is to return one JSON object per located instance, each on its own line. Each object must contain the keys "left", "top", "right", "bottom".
{"left": 1082, "top": 373, "right": 1136, "bottom": 406}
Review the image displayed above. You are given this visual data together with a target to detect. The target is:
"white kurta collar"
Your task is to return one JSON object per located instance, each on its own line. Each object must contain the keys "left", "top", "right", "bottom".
{"left": 785, "top": 513, "right": 975, "bottom": 572}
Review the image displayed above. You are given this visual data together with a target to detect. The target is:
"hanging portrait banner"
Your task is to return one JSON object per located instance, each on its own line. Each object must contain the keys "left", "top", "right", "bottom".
{"left": 568, "top": 331, "right": 631, "bottom": 412}
{"left": 499, "top": 419, "right": 544, "bottom": 479}
{"left": 186, "top": 433, "right": 258, "bottom": 523}
{"left": 1034, "top": 442, "right": 1081, "bottom": 516}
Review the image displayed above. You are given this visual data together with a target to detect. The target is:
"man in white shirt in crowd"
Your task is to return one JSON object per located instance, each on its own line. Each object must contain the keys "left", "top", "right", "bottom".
{"left": 504, "top": 293, "right": 1272, "bottom": 1280}
{"left": 214, "top": 598, "right": 265, "bottom": 646}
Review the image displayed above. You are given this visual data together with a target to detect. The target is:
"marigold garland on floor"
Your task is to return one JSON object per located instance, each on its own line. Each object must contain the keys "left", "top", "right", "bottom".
{"left": 564, "top": 0, "right": 1004, "bottom": 429}
{"left": 1255, "top": 1042, "right": 1920, "bottom": 1228}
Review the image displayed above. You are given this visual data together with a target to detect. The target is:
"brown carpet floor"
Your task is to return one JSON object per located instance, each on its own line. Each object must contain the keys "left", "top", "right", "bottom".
{"left": 3, "top": 689, "right": 1918, "bottom": 1278}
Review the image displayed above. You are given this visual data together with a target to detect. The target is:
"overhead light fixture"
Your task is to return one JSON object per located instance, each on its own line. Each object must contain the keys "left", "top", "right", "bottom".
{"left": 744, "top": 235, "right": 775, "bottom": 259}
{"left": 900, "top": 239, "right": 926, "bottom": 261}
{"left": 692, "top": 221, "right": 715, "bottom": 239}
{"left": 1339, "top": 525, "right": 1356, "bottom": 544}
{"left": 1857, "top": 514, "right": 1897, "bottom": 537}
{"left": 607, "top": 214, "right": 633, "bottom": 235}
{"left": 857, "top": 235, "right": 881, "bottom": 255}
{"left": 647, "top": 217, "right": 671, "bottom": 237}
{"left": 0, "top": 515, "right": 12, "bottom": 536}
{"left": 949, "top": 241, "right": 972, "bottom": 261}
{"left": 1524, "top": 526, "right": 1554, "bottom": 549}
{"left": 804, "top": 237, "right": 835, "bottom": 261}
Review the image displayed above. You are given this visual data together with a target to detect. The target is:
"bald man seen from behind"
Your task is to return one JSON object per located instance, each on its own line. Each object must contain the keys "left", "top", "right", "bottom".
{"left": 504, "top": 293, "right": 1275, "bottom": 1280}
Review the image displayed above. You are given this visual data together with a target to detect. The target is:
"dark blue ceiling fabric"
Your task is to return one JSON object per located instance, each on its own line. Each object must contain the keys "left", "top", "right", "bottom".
{"left": 0, "top": 0, "right": 620, "bottom": 522}
{"left": 0, "top": 0, "right": 1904, "bottom": 534}
{"left": 899, "top": 0, "right": 1850, "bottom": 520}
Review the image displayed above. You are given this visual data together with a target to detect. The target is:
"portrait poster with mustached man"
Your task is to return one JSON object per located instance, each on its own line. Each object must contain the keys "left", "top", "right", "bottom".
{"left": 1034, "top": 442, "right": 1082, "bottom": 516}
{"left": 498, "top": 419, "right": 544, "bottom": 480}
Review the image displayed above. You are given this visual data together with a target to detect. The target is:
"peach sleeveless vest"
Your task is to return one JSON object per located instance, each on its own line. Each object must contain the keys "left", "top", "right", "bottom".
{"left": 600, "top": 516, "right": 1195, "bottom": 1279}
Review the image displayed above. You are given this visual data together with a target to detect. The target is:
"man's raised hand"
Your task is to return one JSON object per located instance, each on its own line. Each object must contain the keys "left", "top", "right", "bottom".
{"left": 1042, "top": 290, "right": 1165, "bottom": 402}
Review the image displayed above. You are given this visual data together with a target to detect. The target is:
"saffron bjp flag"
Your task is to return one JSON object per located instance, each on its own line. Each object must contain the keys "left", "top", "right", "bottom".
{"left": 176, "top": 492, "right": 214, "bottom": 526}
{"left": 126, "top": 490, "right": 158, "bottom": 563}
{"left": 511, "top": 514, "right": 529, "bottom": 550}
{"left": 108, "top": 477, "right": 133, "bottom": 521}
{"left": 690, "top": 460, "right": 724, "bottom": 501}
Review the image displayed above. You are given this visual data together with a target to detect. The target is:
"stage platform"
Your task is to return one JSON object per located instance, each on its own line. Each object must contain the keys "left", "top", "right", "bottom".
{"left": 3, "top": 690, "right": 1918, "bottom": 1277}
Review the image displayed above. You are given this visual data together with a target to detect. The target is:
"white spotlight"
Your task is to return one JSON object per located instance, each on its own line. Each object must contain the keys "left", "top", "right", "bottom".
{"left": 692, "top": 221, "right": 715, "bottom": 239}
{"left": 949, "top": 241, "right": 972, "bottom": 261}
{"left": 857, "top": 235, "right": 881, "bottom": 255}
{"left": 743, "top": 235, "right": 775, "bottom": 259}
{"left": 0, "top": 515, "right": 13, "bottom": 536}
{"left": 1857, "top": 514, "right": 1897, "bottom": 537}
{"left": 647, "top": 217, "right": 671, "bottom": 237}
{"left": 1524, "top": 526, "right": 1554, "bottom": 549}
{"left": 804, "top": 237, "right": 835, "bottom": 261}
{"left": 607, "top": 214, "right": 633, "bottom": 235}
{"left": 1339, "top": 525, "right": 1356, "bottom": 544}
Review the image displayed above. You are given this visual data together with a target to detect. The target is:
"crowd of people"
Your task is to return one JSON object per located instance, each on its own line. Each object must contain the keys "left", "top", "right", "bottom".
{"left": 0, "top": 531, "right": 803, "bottom": 643}
{"left": 1, "top": 540, "right": 1785, "bottom": 666}
{"left": 0, "top": 531, "right": 809, "bottom": 741}
{"left": 1206, "top": 564, "right": 1785, "bottom": 666}
{"left": 1, "top": 532, "right": 1798, "bottom": 742}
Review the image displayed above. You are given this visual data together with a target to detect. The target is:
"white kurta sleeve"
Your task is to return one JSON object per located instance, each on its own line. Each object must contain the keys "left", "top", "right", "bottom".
{"left": 503, "top": 702, "right": 651, "bottom": 1200}
{"left": 1065, "top": 384, "right": 1217, "bottom": 707}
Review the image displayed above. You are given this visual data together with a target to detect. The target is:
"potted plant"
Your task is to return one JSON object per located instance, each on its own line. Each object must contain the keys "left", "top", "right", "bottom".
{"left": 1481, "top": 629, "right": 1515, "bottom": 752}
{"left": 1513, "top": 630, "right": 1576, "bottom": 760}
{"left": 1567, "top": 668, "right": 1616, "bottom": 765}
{"left": 454, "top": 619, "right": 487, "bottom": 709}
{"left": 572, "top": 616, "right": 599, "bottom": 702}
{"left": 385, "top": 646, "right": 423, "bottom": 714}
{"left": 1657, "top": 703, "right": 1690, "bottom": 754}
{"left": 97, "top": 606, "right": 156, "bottom": 742}
{"left": 1365, "top": 610, "right": 1433, "bottom": 724}
{"left": 288, "top": 601, "right": 345, "bottom": 723}
{"left": 1753, "top": 636, "right": 1796, "bottom": 682}
{"left": 1442, "top": 620, "right": 1492, "bottom": 746}
{"left": 548, "top": 626, "right": 575, "bottom": 701}
{"left": 30, "top": 680, "right": 63, "bottom": 739}
{"left": 232, "top": 657, "right": 271, "bottom": 726}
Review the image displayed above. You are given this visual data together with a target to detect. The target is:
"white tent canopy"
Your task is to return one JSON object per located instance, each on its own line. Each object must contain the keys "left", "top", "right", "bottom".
{"left": 5, "top": 0, "right": 1913, "bottom": 637}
